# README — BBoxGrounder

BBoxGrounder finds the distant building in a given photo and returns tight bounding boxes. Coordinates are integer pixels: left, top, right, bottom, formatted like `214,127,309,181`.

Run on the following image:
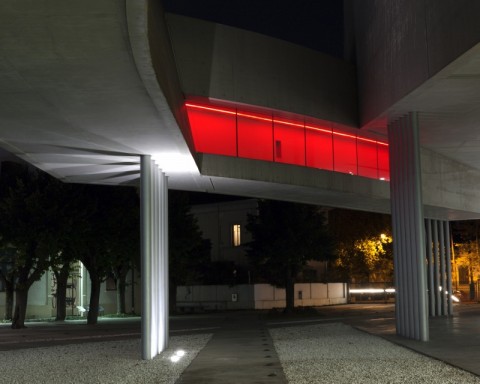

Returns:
191,198,331,283
191,199,257,267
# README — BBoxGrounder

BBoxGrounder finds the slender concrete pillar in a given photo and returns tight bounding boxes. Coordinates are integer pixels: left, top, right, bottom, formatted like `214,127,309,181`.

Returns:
425,219,453,316
433,220,441,315
426,219,435,316
141,155,169,360
445,221,454,315
388,112,429,341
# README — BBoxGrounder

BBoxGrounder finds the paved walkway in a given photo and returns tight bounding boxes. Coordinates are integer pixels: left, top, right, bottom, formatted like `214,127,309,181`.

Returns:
175,303,480,382
362,304,480,376
304,303,480,377
176,312,286,384
1,304,480,382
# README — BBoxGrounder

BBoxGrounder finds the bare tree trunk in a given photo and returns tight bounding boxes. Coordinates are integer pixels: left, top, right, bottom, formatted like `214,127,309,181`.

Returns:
116,274,127,314
55,266,70,321
11,289,28,329
285,274,295,314
87,275,101,325
4,278,14,321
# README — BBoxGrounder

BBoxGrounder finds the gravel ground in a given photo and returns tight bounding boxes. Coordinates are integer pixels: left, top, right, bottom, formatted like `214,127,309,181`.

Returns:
0,333,211,384
270,322,480,384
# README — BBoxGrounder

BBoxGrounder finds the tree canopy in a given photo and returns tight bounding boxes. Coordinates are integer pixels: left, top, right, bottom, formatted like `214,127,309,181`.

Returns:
169,191,211,311
0,161,141,325
0,162,69,327
246,199,332,312
329,209,393,283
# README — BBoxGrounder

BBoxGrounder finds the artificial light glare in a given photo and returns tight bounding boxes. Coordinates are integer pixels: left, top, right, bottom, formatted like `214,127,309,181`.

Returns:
170,349,186,363
350,287,460,302
151,152,199,174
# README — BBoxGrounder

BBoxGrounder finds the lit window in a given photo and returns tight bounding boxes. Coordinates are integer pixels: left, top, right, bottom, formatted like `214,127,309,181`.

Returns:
232,224,241,247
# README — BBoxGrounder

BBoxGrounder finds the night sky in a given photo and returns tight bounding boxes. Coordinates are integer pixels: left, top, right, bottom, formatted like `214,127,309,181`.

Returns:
162,0,344,58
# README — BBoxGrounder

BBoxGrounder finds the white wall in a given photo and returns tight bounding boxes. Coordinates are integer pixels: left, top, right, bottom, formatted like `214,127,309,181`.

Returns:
177,283,347,311
0,272,52,319
0,266,142,320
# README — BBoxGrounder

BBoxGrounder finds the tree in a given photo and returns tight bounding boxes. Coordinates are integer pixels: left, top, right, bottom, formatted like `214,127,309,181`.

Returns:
455,241,480,285
0,162,23,321
51,260,79,321
69,185,139,324
329,209,393,283
0,247,16,320
0,164,61,328
106,187,140,314
246,200,332,313
168,191,211,313
335,233,393,283
452,220,480,299
43,181,88,321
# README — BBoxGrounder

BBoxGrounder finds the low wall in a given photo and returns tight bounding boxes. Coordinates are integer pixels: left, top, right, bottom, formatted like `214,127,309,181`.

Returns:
176,283,347,311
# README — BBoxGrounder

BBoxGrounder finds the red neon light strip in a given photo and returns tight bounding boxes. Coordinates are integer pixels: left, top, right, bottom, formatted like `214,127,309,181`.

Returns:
185,103,236,116
305,125,333,134
237,112,272,123
273,118,305,128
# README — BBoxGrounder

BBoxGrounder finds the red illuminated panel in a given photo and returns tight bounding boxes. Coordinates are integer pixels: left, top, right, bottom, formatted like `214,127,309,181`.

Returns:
333,132,357,175
273,120,305,166
305,125,334,170
378,143,390,180
185,100,390,181
186,104,237,156
357,138,379,179
237,112,273,161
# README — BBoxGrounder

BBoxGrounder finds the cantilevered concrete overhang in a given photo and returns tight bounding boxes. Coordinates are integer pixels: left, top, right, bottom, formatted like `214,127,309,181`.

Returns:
1,0,480,221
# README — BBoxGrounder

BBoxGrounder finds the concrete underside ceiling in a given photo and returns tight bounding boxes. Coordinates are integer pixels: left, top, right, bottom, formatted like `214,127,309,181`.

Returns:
365,43,480,171
1,1,480,219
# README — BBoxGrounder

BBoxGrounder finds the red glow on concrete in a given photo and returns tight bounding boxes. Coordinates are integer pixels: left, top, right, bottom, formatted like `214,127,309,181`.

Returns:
185,101,390,180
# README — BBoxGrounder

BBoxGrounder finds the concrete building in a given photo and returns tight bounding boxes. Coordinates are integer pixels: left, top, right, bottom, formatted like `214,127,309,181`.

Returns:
191,199,257,267
0,263,141,320
2,1,480,358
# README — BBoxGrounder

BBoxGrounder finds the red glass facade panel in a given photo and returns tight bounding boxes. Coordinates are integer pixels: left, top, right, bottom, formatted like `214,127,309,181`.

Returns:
186,105,237,156
305,126,334,170
273,120,305,166
185,101,390,181
357,138,379,179
333,133,357,175
378,143,390,180
237,113,273,161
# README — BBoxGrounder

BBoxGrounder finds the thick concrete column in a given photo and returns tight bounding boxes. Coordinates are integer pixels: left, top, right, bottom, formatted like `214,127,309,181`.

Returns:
388,112,429,341
141,155,169,360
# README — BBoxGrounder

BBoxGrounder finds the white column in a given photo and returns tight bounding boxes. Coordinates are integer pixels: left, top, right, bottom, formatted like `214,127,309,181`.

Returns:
388,112,429,341
425,219,454,317
444,221,454,315
141,155,169,360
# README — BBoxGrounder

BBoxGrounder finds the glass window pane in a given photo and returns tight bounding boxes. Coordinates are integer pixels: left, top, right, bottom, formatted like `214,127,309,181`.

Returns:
378,143,390,181
333,133,357,175
186,105,237,156
237,113,273,161
273,120,305,166
357,139,378,179
306,126,333,170
232,224,241,247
